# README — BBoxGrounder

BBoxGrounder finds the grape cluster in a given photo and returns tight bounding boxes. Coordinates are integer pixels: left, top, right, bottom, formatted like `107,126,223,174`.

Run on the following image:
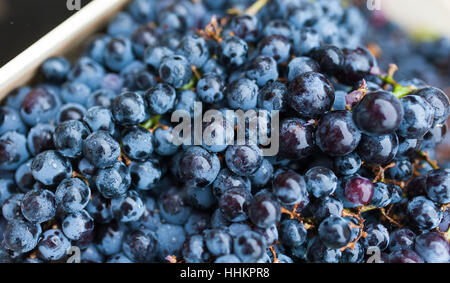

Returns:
0,0,449,263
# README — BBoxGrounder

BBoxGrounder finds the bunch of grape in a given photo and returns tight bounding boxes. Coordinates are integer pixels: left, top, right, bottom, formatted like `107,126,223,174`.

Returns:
0,0,448,263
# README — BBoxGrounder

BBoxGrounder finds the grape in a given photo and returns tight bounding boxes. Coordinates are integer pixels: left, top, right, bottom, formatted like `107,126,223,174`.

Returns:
363,223,390,251
316,111,361,157
414,232,450,263
318,216,352,249
248,191,281,228
407,196,442,231
344,175,374,206
273,170,309,206
122,228,158,262
279,118,315,160
279,219,307,248
305,166,338,198
357,133,399,165
288,72,335,119
234,231,266,263
55,178,91,213
38,229,71,261
352,91,404,136
425,169,450,204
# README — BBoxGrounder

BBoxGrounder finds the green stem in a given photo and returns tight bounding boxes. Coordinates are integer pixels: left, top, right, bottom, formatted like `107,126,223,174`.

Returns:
141,115,161,130
179,76,197,90
244,0,269,15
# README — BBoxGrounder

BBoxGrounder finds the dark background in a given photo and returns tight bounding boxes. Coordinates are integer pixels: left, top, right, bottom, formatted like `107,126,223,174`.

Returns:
0,0,92,67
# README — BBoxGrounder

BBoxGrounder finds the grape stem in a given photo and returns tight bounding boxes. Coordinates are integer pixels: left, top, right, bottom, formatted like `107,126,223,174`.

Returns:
371,162,396,183
269,246,279,263
191,65,202,81
341,208,367,251
72,171,89,185
244,0,269,16
417,151,440,169
378,64,417,98
380,207,402,227
280,206,314,230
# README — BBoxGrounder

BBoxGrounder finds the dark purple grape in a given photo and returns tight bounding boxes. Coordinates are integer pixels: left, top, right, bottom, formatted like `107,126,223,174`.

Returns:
425,169,450,204
288,72,335,119
248,191,281,228
344,176,374,206
318,216,352,249
389,228,416,252
309,45,344,75
414,231,450,263
316,111,361,156
336,47,377,85
388,249,424,263
218,187,250,222
398,95,434,139
352,91,404,136
414,87,449,126
407,196,442,231
279,118,315,160
357,133,399,165
272,170,309,206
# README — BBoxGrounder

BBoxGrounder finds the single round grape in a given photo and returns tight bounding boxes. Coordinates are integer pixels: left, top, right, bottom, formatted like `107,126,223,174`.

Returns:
219,187,250,222
0,131,30,171
370,182,391,208
62,209,94,241
414,87,449,126
305,166,338,198
4,219,41,253
279,219,307,248
352,91,404,136
54,120,91,159
122,228,158,263
158,187,191,225
279,118,315,160
156,224,186,260
204,229,232,257
234,231,266,263
357,133,399,165
425,168,450,204
27,123,55,156
96,221,126,256
316,111,361,157
83,131,121,169
129,159,162,191
121,126,155,161
333,152,362,176
363,223,390,251
398,95,434,139
414,231,450,263
245,55,278,87
225,145,263,177
248,191,281,228
318,216,352,249
272,170,309,206
2,193,24,221
111,190,145,222
55,178,91,213
344,176,374,206
21,188,57,223
389,228,416,252
407,196,442,231
288,72,335,119
177,146,220,187
95,161,131,199
38,229,71,261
